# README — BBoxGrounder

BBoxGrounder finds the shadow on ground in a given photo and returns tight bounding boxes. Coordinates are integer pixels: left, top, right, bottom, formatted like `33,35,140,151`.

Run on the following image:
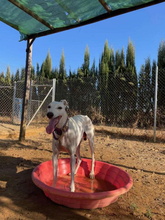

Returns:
0,155,88,220
95,127,165,143
0,155,142,220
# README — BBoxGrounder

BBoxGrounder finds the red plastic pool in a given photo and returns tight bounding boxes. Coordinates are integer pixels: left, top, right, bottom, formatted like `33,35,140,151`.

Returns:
32,158,133,209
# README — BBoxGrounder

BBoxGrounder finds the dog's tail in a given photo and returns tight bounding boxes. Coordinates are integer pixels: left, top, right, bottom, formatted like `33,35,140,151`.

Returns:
83,132,87,141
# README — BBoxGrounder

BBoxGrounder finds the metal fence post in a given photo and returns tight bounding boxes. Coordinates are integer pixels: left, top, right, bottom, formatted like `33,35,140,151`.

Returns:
52,78,56,102
12,81,16,123
153,66,158,142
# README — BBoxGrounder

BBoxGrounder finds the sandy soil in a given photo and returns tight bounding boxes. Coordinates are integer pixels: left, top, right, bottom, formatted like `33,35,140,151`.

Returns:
0,123,165,220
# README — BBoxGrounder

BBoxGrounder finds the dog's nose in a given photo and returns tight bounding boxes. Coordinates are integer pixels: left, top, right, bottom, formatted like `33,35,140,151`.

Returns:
47,112,54,119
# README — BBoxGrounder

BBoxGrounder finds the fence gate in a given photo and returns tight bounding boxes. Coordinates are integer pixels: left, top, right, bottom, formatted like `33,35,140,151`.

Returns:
12,79,56,126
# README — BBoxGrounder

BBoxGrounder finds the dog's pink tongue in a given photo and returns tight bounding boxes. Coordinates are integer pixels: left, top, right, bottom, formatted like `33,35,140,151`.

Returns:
46,118,59,134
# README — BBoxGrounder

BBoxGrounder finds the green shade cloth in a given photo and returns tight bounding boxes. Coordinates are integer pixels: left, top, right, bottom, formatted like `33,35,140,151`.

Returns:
0,0,164,40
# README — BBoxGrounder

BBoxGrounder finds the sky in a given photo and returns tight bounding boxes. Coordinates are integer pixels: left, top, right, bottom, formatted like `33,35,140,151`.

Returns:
0,2,165,76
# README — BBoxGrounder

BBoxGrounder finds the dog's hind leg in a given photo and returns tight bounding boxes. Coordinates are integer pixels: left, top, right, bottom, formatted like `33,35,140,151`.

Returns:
74,144,82,175
88,135,95,179
84,116,95,179
70,153,76,192
52,151,59,187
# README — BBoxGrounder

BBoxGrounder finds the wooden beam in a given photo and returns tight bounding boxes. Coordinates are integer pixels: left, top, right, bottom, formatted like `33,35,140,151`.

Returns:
19,38,34,141
98,0,111,12
8,0,54,30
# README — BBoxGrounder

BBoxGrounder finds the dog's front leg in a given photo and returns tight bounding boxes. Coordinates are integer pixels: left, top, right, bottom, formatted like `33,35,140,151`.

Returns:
52,140,59,187
88,136,95,179
70,153,76,192
52,151,59,187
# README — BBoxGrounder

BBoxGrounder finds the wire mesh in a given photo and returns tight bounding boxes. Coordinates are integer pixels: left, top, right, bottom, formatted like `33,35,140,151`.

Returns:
0,79,53,125
0,68,165,130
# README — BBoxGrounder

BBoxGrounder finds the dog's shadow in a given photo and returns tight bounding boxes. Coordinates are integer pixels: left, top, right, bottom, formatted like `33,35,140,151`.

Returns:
0,155,88,219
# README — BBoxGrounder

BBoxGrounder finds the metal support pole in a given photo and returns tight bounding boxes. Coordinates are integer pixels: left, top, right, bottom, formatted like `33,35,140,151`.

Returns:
12,81,16,123
19,38,35,141
153,66,158,142
52,78,56,102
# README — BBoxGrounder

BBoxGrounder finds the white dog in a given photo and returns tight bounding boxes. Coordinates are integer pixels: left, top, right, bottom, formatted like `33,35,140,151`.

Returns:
46,100,95,192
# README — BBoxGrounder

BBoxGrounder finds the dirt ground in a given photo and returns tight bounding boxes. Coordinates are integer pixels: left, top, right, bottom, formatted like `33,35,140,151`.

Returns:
0,123,165,220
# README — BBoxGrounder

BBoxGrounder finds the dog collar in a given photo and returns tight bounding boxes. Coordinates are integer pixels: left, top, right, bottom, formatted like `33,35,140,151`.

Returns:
53,128,62,140
53,118,69,140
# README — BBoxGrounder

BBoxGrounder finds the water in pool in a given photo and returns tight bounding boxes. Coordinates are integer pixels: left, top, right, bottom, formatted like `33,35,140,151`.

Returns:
47,175,117,193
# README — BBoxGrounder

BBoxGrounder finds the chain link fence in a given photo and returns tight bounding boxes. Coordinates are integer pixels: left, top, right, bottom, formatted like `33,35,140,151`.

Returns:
0,83,13,123
55,68,165,130
0,79,54,125
0,67,164,138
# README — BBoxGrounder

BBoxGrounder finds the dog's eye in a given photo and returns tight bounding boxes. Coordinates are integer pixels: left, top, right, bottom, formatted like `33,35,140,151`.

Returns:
57,106,62,110
48,105,51,109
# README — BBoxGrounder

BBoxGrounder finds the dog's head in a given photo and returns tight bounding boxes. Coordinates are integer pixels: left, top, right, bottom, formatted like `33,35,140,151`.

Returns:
46,100,69,134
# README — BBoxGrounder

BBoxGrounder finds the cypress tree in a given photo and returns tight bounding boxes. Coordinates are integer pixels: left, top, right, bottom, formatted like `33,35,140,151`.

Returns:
44,52,52,79
56,50,67,101
157,41,165,108
151,60,157,109
15,69,20,81
125,40,137,125
20,68,25,80
113,49,126,125
5,66,11,85
99,40,111,119
138,58,152,112
59,50,66,79
81,46,92,113
158,41,165,68
0,72,5,83
81,46,90,77
40,52,52,79
138,58,153,127
31,66,35,80
36,63,40,78
51,68,59,79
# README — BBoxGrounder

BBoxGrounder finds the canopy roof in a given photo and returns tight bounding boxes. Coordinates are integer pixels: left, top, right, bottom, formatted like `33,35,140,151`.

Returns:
0,0,164,40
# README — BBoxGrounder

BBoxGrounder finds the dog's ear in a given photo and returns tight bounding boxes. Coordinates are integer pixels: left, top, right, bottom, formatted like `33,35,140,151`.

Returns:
60,99,69,110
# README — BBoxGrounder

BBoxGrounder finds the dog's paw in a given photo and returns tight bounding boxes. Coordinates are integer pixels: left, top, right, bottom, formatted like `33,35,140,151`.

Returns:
89,172,95,179
52,182,56,188
68,172,77,176
70,184,75,192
